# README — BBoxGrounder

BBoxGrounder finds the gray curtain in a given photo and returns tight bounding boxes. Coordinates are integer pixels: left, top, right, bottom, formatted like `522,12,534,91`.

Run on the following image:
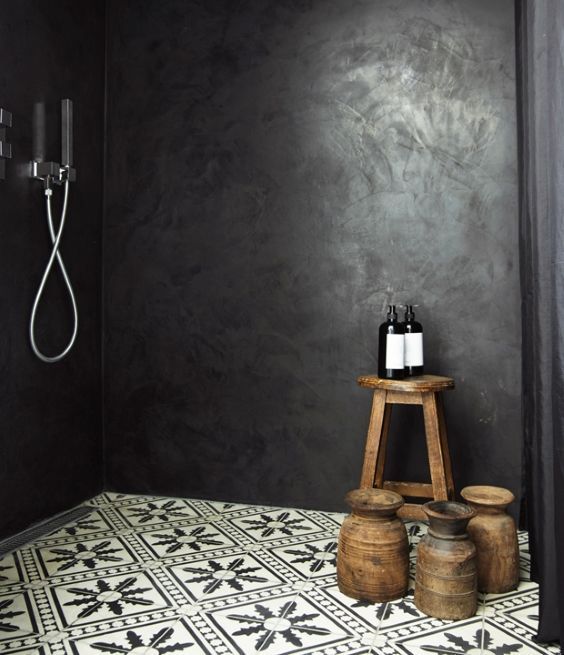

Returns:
518,0,564,647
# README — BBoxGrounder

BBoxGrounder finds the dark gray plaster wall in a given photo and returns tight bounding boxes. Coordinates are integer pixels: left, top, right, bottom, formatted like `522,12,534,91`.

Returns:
105,0,520,513
0,2,104,539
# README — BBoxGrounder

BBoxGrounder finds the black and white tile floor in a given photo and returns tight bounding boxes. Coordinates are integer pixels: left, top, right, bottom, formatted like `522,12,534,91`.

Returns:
0,492,559,654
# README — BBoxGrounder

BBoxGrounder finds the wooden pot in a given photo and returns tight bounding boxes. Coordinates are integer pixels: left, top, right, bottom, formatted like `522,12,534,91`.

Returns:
415,501,477,620
337,488,409,602
461,485,519,594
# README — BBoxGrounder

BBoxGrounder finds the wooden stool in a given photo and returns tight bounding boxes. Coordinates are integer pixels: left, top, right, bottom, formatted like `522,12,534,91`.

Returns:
357,374,455,521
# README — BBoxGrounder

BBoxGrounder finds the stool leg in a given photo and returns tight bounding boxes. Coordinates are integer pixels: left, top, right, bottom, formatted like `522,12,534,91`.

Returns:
422,392,449,502
436,392,455,500
374,403,392,488
360,390,387,488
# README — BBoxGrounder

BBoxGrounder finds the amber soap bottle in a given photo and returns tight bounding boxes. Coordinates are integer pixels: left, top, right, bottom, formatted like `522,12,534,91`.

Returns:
378,305,405,379
403,304,424,376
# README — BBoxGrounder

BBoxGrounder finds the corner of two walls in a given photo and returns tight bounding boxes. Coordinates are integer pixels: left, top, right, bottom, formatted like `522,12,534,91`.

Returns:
103,0,521,516
0,1,105,540
0,0,520,543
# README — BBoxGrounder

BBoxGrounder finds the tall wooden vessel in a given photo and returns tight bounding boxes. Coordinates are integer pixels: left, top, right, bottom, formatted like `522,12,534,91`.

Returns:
337,488,409,602
415,501,477,620
461,485,519,593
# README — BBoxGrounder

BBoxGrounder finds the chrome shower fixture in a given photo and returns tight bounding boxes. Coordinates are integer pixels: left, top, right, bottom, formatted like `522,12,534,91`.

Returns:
31,99,76,187
0,107,12,180
29,98,78,363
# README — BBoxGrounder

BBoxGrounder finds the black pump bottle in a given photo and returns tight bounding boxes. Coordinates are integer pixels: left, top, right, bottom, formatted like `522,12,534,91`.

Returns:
402,305,424,376
378,305,405,379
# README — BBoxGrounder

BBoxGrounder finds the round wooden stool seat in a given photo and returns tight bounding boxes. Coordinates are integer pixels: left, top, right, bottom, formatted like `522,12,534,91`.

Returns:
358,374,455,393
357,374,455,521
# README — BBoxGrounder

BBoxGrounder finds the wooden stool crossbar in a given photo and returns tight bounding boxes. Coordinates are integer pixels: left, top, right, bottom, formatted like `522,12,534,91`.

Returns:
357,374,455,521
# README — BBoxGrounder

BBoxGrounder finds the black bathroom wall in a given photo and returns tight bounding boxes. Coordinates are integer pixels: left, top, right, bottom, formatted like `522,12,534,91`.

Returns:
104,0,521,513
0,2,105,539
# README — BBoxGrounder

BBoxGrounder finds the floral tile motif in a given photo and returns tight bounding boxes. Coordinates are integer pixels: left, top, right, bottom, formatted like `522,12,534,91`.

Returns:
393,617,551,655
405,523,427,553
201,500,268,516
204,593,352,655
166,552,286,602
0,553,27,585
113,499,201,527
48,571,172,627
34,537,138,578
94,492,162,506
67,617,210,654
136,523,236,559
0,592,39,642
37,513,114,543
319,581,390,633
268,538,337,580
376,590,438,632
228,509,325,543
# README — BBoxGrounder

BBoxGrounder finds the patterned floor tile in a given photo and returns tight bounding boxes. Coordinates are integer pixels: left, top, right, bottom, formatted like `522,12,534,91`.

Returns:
405,523,426,553
67,617,210,654
0,494,559,655
267,538,337,580
482,580,539,607
227,509,326,544
0,554,27,585
34,514,115,545
47,570,173,628
135,523,237,559
165,551,287,602
33,537,139,580
496,598,539,632
376,590,442,633
0,591,40,642
201,500,269,516
314,582,383,633
112,499,202,528
391,616,552,654
202,592,354,654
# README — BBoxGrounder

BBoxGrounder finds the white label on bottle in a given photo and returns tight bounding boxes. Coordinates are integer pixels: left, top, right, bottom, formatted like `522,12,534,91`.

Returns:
385,334,405,370
405,333,424,366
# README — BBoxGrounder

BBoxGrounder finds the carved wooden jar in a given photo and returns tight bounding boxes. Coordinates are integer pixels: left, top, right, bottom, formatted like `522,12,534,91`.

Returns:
415,501,477,620
461,485,519,594
337,488,409,602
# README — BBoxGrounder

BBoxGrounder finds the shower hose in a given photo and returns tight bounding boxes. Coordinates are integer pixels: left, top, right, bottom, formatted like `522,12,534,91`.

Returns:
29,177,78,363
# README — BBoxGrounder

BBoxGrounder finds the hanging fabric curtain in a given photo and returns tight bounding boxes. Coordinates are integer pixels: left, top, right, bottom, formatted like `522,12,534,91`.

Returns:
517,0,564,647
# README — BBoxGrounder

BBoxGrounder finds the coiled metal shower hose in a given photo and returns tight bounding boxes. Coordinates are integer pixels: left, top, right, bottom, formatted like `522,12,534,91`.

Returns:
29,178,78,362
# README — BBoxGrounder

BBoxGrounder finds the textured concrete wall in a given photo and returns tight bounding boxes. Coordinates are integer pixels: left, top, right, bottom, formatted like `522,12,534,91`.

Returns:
0,3,104,538
105,0,520,513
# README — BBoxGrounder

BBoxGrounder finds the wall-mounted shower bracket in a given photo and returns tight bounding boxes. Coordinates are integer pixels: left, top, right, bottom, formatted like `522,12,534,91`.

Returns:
31,160,76,187
0,107,13,180
30,99,76,188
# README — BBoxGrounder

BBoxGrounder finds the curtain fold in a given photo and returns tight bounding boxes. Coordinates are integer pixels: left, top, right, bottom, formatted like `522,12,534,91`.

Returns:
517,0,564,647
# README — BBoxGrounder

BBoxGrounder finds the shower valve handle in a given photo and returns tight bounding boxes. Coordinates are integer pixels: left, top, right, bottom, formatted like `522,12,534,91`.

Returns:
0,107,12,180
32,161,76,185
32,161,61,178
